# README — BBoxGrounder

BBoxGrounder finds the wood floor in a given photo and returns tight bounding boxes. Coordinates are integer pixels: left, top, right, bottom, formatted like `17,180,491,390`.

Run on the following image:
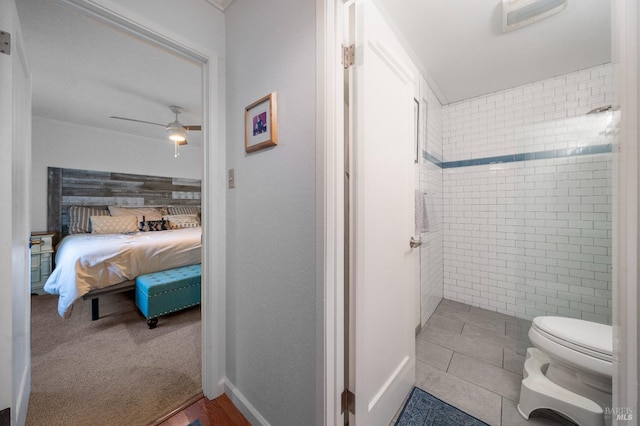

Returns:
151,393,250,426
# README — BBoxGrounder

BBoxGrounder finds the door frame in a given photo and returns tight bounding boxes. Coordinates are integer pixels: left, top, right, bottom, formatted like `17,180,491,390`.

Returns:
320,0,640,424
320,0,418,424
1,1,33,423
317,0,346,424
613,0,639,415
50,0,226,398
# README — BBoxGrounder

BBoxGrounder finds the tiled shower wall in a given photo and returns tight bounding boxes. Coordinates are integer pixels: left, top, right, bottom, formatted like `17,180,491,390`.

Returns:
441,63,614,324
419,76,444,326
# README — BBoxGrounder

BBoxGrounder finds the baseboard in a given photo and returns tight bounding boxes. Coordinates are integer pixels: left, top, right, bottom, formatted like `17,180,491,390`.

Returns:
224,379,271,426
14,366,30,426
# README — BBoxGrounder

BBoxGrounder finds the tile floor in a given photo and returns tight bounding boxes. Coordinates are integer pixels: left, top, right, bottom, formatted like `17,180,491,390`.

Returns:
396,298,576,426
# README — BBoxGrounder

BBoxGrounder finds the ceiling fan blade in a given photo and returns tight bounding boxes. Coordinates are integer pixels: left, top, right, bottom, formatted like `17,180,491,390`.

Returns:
184,125,202,131
110,116,166,127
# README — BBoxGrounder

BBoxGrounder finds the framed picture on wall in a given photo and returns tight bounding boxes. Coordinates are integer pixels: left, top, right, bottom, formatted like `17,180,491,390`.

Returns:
245,92,278,153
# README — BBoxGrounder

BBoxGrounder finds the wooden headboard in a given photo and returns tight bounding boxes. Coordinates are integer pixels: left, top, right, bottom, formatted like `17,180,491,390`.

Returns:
47,167,202,237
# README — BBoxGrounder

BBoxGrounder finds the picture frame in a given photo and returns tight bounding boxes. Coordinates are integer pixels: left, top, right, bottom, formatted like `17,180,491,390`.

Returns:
245,92,278,153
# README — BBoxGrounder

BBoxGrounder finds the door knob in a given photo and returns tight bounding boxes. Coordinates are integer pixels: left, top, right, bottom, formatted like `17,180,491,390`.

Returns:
410,237,422,248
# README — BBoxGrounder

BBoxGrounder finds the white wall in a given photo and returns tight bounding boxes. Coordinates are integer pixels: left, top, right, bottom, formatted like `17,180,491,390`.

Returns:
225,0,317,424
443,64,615,161
94,0,225,57
30,117,203,232
442,64,615,324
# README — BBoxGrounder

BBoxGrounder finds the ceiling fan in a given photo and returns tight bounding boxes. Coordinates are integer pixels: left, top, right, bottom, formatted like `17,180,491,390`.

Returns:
110,105,202,157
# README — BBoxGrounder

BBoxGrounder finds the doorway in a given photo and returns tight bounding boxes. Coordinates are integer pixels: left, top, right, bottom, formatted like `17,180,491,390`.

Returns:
322,0,640,424
17,0,225,421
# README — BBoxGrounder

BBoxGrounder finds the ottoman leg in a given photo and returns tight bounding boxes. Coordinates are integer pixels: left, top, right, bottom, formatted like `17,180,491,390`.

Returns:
147,317,158,329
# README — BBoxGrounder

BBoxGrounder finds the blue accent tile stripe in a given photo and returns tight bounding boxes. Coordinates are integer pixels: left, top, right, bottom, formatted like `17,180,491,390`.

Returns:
423,144,612,169
423,151,443,167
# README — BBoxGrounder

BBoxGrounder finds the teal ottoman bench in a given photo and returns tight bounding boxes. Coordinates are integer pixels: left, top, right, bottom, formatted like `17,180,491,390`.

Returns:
135,264,201,329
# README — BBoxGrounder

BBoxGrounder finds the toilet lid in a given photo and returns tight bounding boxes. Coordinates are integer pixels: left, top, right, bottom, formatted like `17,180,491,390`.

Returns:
533,316,612,357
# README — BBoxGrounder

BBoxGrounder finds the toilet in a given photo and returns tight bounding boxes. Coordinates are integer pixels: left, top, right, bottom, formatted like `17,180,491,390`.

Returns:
517,316,613,426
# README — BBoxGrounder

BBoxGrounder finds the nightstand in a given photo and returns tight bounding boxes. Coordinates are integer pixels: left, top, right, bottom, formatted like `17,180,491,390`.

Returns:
31,231,56,295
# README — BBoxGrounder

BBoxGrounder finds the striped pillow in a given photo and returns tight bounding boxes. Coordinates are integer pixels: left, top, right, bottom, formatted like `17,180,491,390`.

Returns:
108,206,163,222
167,206,200,216
68,206,110,234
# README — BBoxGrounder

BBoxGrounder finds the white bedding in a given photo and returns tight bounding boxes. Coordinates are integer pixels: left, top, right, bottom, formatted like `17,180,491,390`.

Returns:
44,228,202,318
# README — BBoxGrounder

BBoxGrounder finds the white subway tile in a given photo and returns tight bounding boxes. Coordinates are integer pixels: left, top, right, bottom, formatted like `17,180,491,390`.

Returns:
442,64,613,324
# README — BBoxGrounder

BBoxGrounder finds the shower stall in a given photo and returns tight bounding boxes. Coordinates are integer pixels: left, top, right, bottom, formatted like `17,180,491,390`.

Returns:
419,63,616,351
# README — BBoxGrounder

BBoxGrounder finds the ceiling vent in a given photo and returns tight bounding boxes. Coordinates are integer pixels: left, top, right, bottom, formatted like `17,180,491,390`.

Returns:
502,0,568,32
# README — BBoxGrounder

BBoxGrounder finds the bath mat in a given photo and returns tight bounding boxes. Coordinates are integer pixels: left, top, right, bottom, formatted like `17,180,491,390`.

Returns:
396,387,489,425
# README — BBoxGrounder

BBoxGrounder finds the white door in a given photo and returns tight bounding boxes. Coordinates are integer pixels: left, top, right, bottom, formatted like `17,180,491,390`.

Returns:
349,1,418,424
0,0,32,424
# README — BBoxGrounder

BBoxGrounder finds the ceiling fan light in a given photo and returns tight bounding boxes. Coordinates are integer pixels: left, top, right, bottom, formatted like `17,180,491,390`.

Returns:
167,121,187,142
169,132,186,142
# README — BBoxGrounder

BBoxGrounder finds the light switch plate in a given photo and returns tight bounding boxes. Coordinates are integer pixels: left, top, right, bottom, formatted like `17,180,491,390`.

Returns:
228,168,235,188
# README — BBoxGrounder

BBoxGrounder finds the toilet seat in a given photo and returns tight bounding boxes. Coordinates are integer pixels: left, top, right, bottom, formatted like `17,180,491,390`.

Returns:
529,316,612,378
532,317,612,360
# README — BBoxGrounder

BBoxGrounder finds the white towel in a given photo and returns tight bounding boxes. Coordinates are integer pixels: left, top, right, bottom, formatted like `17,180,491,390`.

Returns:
415,190,430,233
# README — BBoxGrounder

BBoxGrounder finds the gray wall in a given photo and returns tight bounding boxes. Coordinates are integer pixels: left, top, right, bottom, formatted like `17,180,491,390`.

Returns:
31,117,203,232
225,0,317,424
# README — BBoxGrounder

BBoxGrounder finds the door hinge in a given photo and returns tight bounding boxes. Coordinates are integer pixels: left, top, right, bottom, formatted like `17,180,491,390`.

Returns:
341,389,355,414
342,44,354,69
0,31,10,56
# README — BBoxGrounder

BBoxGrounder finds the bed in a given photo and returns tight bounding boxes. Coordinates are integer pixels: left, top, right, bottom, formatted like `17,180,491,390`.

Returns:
45,227,202,318
44,167,202,319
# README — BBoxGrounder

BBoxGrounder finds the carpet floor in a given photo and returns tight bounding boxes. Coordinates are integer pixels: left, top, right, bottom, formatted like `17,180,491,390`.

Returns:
396,387,489,425
27,292,201,426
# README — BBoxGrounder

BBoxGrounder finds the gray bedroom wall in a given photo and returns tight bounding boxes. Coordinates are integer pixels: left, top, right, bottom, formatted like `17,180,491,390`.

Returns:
30,117,203,232
225,0,318,423
29,0,225,233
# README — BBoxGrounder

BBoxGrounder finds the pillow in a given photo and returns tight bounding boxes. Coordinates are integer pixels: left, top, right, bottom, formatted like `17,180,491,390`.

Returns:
167,206,200,216
90,215,139,234
68,206,110,234
139,219,170,232
108,206,163,222
162,214,200,229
